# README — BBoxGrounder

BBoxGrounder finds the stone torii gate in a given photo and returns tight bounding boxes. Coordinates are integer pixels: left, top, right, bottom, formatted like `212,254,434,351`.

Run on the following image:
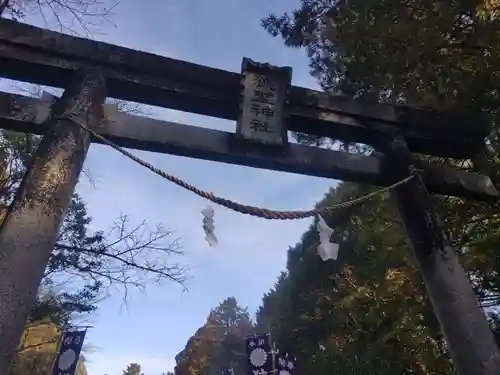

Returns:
0,19,498,375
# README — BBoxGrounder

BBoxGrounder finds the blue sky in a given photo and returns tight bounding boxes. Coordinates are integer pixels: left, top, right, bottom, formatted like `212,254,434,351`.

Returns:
2,1,337,374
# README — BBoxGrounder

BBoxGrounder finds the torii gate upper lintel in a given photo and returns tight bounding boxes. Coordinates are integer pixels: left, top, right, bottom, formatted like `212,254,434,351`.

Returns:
0,19,498,375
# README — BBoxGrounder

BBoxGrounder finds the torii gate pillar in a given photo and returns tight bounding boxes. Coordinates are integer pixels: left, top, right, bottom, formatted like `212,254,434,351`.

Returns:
387,137,500,375
0,69,106,375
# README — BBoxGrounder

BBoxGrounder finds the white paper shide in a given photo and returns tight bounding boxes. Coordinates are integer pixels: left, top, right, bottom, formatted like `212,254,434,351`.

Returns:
316,215,339,261
202,205,218,247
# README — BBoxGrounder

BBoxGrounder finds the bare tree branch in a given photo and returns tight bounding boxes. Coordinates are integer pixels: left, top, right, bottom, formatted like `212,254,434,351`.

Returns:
4,0,120,36
0,83,188,312
51,214,189,293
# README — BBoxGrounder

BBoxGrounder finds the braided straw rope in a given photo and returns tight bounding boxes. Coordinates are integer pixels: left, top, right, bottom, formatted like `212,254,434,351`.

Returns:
64,116,416,220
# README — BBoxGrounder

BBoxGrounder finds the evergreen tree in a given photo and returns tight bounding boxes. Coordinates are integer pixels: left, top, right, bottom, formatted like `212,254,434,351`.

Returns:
258,1,500,373
256,183,452,374
0,103,185,373
9,295,89,375
123,363,143,375
175,298,252,375
0,127,186,315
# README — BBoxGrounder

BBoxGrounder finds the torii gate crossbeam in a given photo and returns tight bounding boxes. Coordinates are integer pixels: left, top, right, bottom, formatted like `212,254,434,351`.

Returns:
0,19,498,375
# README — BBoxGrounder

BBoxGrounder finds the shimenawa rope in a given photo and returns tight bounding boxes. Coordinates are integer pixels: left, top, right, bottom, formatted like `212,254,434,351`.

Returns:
61,115,416,220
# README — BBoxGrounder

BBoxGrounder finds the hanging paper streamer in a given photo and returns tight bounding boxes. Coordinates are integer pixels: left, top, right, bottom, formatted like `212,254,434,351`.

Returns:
316,215,339,261
276,351,296,375
202,205,218,247
51,330,86,375
245,333,273,375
